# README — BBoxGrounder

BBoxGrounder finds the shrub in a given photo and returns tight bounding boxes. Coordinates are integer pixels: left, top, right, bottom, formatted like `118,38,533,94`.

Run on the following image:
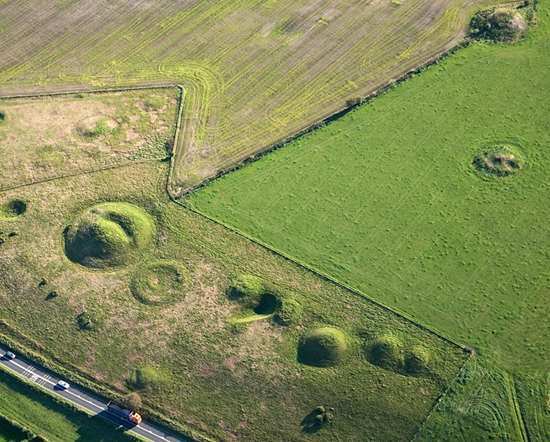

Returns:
0,199,27,220
367,334,404,370
120,392,143,411
298,327,349,367
470,8,527,42
473,145,524,177
0,111,5,122
76,311,94,331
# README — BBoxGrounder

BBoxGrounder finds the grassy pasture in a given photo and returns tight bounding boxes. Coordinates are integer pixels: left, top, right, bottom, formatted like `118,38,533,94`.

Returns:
188,1,550,373
0,159,466,441
0,366,135,441
0,88,177,189
0,0,503,192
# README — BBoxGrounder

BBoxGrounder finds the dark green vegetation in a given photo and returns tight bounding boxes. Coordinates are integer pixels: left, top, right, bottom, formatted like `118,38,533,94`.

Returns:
0,199,27,220
298,327,349,367
471,7,528,42
0,367,135,442
64,202,155,269
0,413,39,442
188,1,550,374
367,334,405,371
227,273,304,325
130,260,191,305
473,144,524,177
0,161,466,441
406,346,432,374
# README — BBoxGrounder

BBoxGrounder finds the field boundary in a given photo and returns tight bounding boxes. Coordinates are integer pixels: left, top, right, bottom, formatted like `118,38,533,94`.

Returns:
0,321,213,442
173,40,469,197
504,373,530,442
182,204,470,353
410,352,475,442
170,1,527,196
0,84,182,193
0,410,43,442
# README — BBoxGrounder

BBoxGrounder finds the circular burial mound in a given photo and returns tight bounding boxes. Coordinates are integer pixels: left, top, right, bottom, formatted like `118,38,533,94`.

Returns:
0,199,27,220
405,345,431,374
64,202,155,269
298,327,349,367
470,8,527,43
473,145,524,177
130,260,191,305
367,334,404,370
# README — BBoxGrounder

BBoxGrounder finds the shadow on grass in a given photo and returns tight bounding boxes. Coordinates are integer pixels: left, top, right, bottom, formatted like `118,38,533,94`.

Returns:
0,370,135,441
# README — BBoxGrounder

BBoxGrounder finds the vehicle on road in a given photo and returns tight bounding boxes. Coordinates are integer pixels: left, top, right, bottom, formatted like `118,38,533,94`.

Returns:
107,401,143,426
3,351,16,360
56,380,70,390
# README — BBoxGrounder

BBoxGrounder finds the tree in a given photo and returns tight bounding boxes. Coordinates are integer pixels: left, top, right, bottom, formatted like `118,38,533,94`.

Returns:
121,392,143,411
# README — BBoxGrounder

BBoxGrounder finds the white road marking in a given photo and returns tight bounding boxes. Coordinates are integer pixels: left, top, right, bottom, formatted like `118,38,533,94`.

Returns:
2,357,176,442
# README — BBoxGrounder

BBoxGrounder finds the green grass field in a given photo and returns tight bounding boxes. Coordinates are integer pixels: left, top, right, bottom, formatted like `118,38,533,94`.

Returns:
0,367,135,441
188,1,550,373
0,0,503,192
0,159,467,441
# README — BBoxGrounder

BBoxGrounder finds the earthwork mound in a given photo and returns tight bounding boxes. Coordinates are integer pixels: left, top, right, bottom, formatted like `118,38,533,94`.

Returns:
470,8,528,43
473,145,524,177
367,334,404,370
130,260,191,305
0,199,27,220
298,327,349,367
64,202,155,269
228,273,303,325
404,345,431,374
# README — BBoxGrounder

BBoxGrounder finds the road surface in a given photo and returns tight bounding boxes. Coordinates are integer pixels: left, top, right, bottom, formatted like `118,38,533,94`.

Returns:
0,343,191,442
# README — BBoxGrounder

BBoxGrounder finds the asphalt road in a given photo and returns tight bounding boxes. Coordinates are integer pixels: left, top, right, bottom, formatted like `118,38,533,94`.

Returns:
0,344,190,442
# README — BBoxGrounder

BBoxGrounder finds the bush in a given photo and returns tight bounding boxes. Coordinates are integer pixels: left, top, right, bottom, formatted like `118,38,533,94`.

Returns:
298,327,349,367
470,8,527,42
0,111,5,122
473,145,524,177
76,312,94,331
120,392,143,411
0,199,27,220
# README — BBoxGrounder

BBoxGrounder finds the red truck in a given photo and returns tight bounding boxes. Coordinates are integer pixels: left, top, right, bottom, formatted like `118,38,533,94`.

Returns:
107,401,142,425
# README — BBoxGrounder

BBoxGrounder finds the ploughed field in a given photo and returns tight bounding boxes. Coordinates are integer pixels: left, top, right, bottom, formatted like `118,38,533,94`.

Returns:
188,1,550,440
0,0,501,192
